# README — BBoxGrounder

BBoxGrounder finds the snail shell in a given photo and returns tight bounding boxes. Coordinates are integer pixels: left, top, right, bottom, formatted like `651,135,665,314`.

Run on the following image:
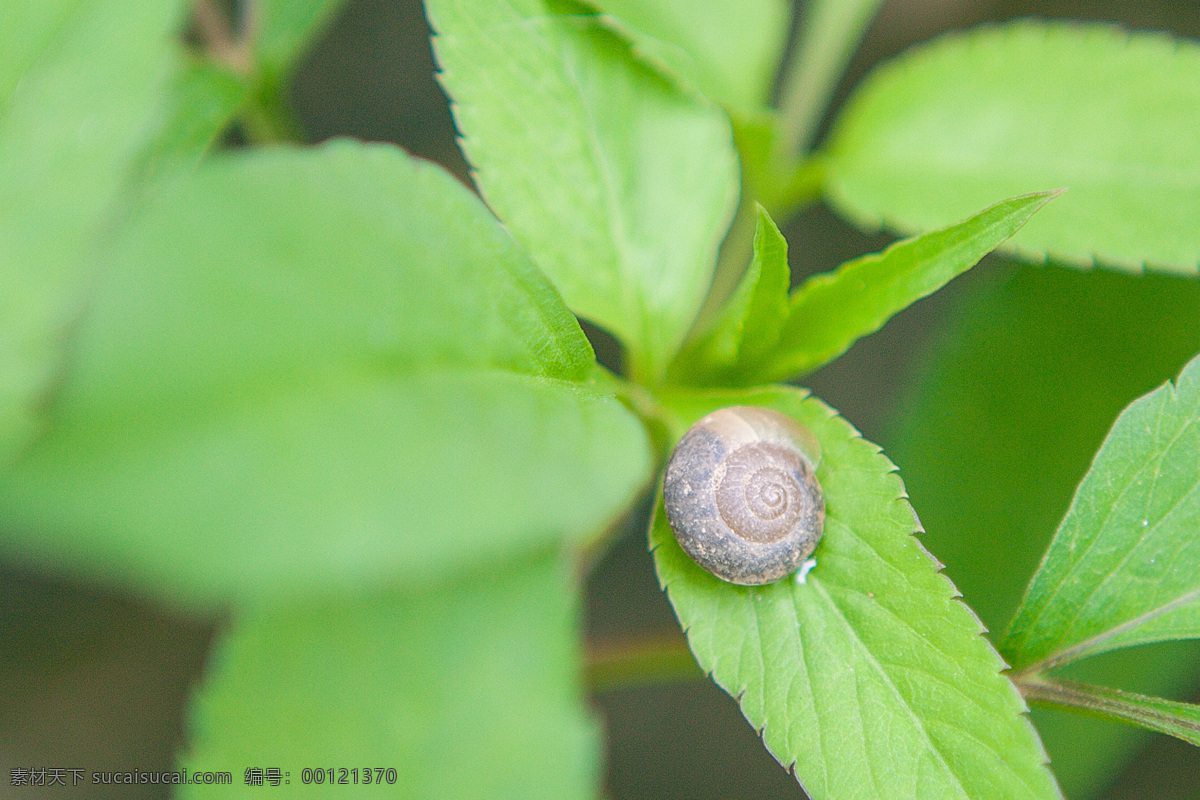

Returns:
663,406,825,585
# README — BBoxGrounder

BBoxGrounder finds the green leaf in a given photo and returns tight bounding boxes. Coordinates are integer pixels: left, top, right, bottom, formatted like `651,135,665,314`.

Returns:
744,191,1055,385
669,205,790,384
650,386,1062,800
180,553,599,799
257,0,347,75
134,60,250,186
1003,354,1200,672
582,0,789,116
883,264,1200,797
1021,677,1200,749
0,142,652,604
0,0,186,466
824,21,1200,276
426,0,739,382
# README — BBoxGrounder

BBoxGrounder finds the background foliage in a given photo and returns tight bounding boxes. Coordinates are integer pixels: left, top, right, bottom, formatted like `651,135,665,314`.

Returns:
2,0,1198,799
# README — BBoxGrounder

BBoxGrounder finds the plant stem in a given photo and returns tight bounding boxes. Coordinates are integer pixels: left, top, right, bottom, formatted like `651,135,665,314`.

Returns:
685,156,823,350
774,0,886,165
685,0,883,350
192,0,306,145
237,0,263,52
243,73,307,143
586,632,704,692
193,0,253,75
690,197,759,338
766,156,825,221
1015,674,1200,747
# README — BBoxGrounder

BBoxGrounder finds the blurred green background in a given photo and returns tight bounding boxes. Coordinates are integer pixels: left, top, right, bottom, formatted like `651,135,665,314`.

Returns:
2,0,1198,797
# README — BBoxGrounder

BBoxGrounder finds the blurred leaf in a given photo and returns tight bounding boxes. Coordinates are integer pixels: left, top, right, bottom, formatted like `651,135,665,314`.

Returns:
426,0,738,382
582,0,789,116
748,191,1055,384
180,553,600,799
651,385,1062,800
135,60,249,185
0,142,652,604
824,22,1200,275
257,0,347,75
0,0,185,466
1021,677,1200,749
884,265,1200,796
1004,354,1200,671
670,205,790,384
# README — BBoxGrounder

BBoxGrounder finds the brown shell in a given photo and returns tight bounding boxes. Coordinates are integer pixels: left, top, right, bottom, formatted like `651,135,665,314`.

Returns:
663,406,825,585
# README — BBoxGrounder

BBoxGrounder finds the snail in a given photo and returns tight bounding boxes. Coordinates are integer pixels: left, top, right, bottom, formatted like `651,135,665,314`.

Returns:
663,406,825,585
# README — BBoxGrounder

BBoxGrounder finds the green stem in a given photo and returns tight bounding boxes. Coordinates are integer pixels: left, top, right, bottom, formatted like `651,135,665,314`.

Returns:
242,71,307,144
1015,674,1200,747
767,156,826,221
774,0,886,165
692,197,760,337
238,0,263,48
683,0,882,353
586,633,704,692
684,155,822,355
192,0,303,145
193,0,253,75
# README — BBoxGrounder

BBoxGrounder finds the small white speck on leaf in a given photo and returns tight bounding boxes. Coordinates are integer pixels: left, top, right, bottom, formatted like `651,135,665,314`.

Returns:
795,558,817,584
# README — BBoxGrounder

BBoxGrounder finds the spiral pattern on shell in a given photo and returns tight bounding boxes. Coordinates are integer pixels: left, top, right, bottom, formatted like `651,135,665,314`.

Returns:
663,406,825,585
